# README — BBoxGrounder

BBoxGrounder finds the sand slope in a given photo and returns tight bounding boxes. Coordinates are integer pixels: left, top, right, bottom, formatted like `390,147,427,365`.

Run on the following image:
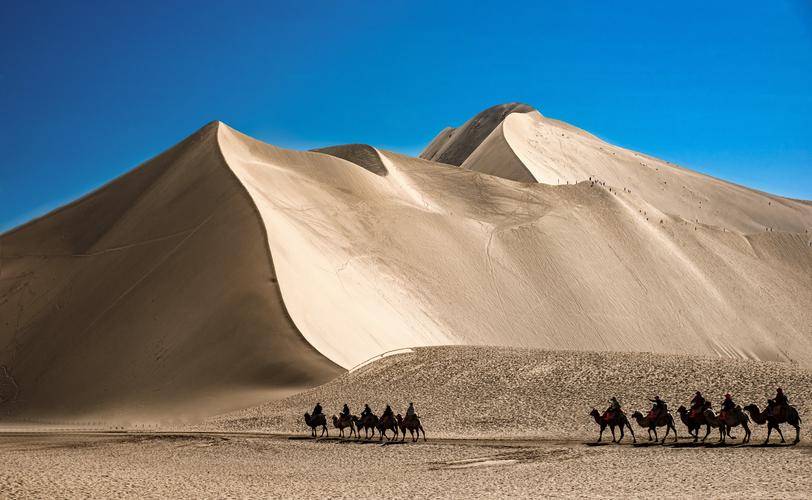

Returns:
1,104,811,420
210,345,812,441
218,121,811,370
0,123,341,420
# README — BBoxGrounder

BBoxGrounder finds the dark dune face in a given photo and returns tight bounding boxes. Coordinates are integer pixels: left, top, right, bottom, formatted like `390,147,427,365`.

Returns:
419,102,535,166
0,123,341,420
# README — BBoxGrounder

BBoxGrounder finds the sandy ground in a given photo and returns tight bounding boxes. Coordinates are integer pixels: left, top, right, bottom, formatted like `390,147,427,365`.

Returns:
1,433,810,499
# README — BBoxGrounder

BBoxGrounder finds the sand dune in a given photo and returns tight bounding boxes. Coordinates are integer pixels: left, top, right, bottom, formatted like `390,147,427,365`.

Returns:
1,103,810,420
209,346,812,441
0,123,341,420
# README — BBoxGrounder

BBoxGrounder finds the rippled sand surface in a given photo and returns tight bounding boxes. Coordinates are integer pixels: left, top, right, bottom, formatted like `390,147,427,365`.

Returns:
1,433,810,499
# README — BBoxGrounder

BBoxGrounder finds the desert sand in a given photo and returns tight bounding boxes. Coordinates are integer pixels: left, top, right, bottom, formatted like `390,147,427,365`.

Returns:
1,103,810,498
2,434,810,499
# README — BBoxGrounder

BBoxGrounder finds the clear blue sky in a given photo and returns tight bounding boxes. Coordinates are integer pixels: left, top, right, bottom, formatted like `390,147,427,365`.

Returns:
2,1,811,231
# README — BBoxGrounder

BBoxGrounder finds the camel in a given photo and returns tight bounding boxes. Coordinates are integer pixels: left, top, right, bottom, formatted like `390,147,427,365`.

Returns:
396,413,426,442
702,407,750,444
332,414,357,438
589,408,636,443
677,404,716,442
354,413,378,439
377,414,399,441
743,404,801,444
304,412,328,438
630,410,678,443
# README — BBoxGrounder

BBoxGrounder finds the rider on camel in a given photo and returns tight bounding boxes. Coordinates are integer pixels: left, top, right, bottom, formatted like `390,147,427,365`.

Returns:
382,404,394,421
648,396,667,418
312,402,323,416
720,393,736,419
360,404,373,418
767,387,789,417
341,403,351,418
605,397,622,420
405,402,417,421
690,391,706,417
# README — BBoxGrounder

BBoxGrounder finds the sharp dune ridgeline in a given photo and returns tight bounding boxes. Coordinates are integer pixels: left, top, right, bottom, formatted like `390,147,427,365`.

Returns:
1,103,811,421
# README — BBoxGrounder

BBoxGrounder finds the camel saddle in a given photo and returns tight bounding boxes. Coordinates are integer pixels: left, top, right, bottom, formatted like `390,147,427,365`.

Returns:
769,404,787,420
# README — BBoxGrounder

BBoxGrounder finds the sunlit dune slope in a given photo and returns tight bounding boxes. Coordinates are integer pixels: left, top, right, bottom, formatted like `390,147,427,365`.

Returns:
220,120,811,370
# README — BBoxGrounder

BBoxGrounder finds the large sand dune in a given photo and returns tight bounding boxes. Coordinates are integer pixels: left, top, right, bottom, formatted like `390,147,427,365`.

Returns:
1,104,810,419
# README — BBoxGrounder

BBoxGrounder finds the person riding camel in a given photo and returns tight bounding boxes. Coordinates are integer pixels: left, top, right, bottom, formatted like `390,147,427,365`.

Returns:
312,402,323,416
690,391,706,417
382,404,394,421
341,403,351,418
604,397,622,421
648,396,667,419
360,404,373,418
720,393,736,420
405,402,417,421
767,387,789,418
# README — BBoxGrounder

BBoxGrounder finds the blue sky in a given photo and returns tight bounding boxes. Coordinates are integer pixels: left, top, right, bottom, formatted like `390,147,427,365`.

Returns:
2,1,811,231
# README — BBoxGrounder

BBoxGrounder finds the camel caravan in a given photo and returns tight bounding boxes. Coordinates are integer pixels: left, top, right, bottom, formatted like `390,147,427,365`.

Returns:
304,402,426,443
591,388,802,445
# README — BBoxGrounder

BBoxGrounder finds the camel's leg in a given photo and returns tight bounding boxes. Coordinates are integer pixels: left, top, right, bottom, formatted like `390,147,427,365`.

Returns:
618,425,625,443
793,423,800,444
776,424,786,443
610,425,617,443
764,424,773,444
597,425,604,443
661,425,668,444
743,422,750,443
671,423,678,442
652,427,658,442
627,423,636,443
701,424,710,442
420,425,426,442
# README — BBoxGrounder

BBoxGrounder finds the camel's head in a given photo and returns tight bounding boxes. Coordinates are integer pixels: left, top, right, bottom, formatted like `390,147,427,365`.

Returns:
331,415,338,423
743,404,758,413
589,408,600,418
677,405,687,414
631,411,643,419
396,413,403,423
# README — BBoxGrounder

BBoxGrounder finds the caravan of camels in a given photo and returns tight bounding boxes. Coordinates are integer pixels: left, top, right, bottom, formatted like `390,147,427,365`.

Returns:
304,388,802,446
591,388,801,445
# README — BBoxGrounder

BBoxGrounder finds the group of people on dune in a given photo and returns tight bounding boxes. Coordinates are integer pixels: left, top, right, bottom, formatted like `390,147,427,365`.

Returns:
593,387,801,445
304,401,425,442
